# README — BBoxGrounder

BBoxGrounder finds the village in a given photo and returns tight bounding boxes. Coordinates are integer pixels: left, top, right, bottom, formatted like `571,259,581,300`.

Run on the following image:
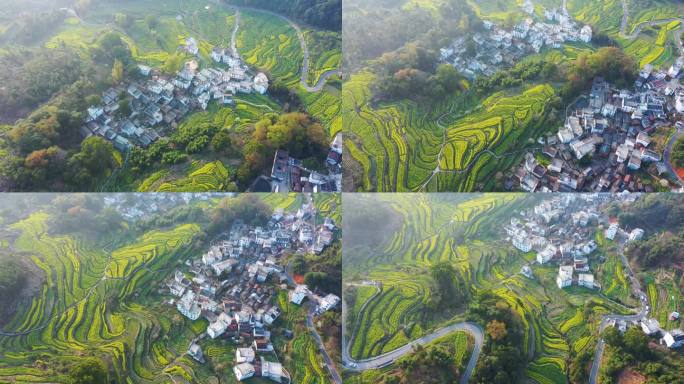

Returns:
512,61,684,192
165,197,340,382
506,193,683,351
264,133,344,193
440,0,592,79
81,37,269,152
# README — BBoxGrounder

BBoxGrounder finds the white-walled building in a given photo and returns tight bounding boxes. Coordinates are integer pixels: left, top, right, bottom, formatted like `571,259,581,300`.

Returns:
605,223,619,240
628,228,644,242
236,347,256,364
537,244,557,264
234,363,255,381
577,273,595,289
557,265,574,289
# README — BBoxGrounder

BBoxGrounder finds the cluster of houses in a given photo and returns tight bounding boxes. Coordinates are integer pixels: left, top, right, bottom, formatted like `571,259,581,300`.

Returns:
639,315,684,349
440,0,591,79
266,133,344,193
507,194,611,289
102,192,225,220
165,199,339,382
513,69,684,192
81,38,269,152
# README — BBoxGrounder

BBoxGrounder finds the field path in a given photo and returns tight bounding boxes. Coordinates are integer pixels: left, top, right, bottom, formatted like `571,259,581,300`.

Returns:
342,282,483,384
230,8,241,59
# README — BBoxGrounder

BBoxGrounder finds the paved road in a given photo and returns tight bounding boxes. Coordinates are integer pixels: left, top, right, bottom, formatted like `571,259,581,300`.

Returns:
343,321,483,384
619,0,684,56
342,283,483,384
588,243,649,384
230,8,241,59
225,4,340,92
306,310,343,384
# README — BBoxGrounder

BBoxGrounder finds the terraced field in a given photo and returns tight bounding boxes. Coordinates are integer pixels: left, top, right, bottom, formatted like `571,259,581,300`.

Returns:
644,270,684,331
0,194,338,383
0,213,204,383
5,0,340,192
344,72,556,191
140,161,232,193
344,194,521,359
344,194,639,383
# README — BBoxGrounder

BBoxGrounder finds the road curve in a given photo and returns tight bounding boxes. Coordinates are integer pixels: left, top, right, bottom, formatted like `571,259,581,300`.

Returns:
619,0,684,56
588,245,649,384
224,4,340,92
306,310,343,384
342,283,483,384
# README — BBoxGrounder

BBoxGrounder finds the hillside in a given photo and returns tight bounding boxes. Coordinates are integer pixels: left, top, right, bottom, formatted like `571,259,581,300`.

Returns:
342,0,684,192
0,193,341,384
0,0,341,192
342,193,684,384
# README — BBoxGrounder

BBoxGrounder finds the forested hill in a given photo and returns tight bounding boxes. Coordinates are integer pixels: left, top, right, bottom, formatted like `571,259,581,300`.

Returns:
620,194,684,269
224,0,341,31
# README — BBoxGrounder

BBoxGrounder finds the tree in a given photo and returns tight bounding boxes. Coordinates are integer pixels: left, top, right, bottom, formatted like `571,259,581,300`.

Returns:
69,359,107,384
145,15,159,31
291,255,307,275
486,320,508,341
114,13,133,28
623,327,650,360
602,326,623,348
211,130,232,152
304,272,329,291
112,59,124,85
427,261,467,309
117,98,132,117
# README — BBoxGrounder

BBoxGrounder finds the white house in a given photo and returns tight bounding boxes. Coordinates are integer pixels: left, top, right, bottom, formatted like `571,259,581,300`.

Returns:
234,363,255,381
212,259,238,275
662,329,684,348
319,293,341,312
177,291,201,320
537,244,557,264
261,358,289,383
577,273,595,289
605,223,619,240
579,25,592,42
207,319,228,339
628,228,644,242
557,265,574,289
641,318,661,336
512,233,532,253
264,306,282,325
254,72,269,95
235,347,256,364
289,285,309,305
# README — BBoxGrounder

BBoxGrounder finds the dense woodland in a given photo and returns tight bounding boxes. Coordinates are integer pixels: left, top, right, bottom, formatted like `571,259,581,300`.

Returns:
226,0,341,31
620,194,684,268
467,291,526,384
599,326,684,384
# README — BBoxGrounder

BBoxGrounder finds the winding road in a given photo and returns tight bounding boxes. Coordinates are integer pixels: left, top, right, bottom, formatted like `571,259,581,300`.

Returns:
588,242,650,384
224,4,340,92
619,0,684,50
341,282,483,384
